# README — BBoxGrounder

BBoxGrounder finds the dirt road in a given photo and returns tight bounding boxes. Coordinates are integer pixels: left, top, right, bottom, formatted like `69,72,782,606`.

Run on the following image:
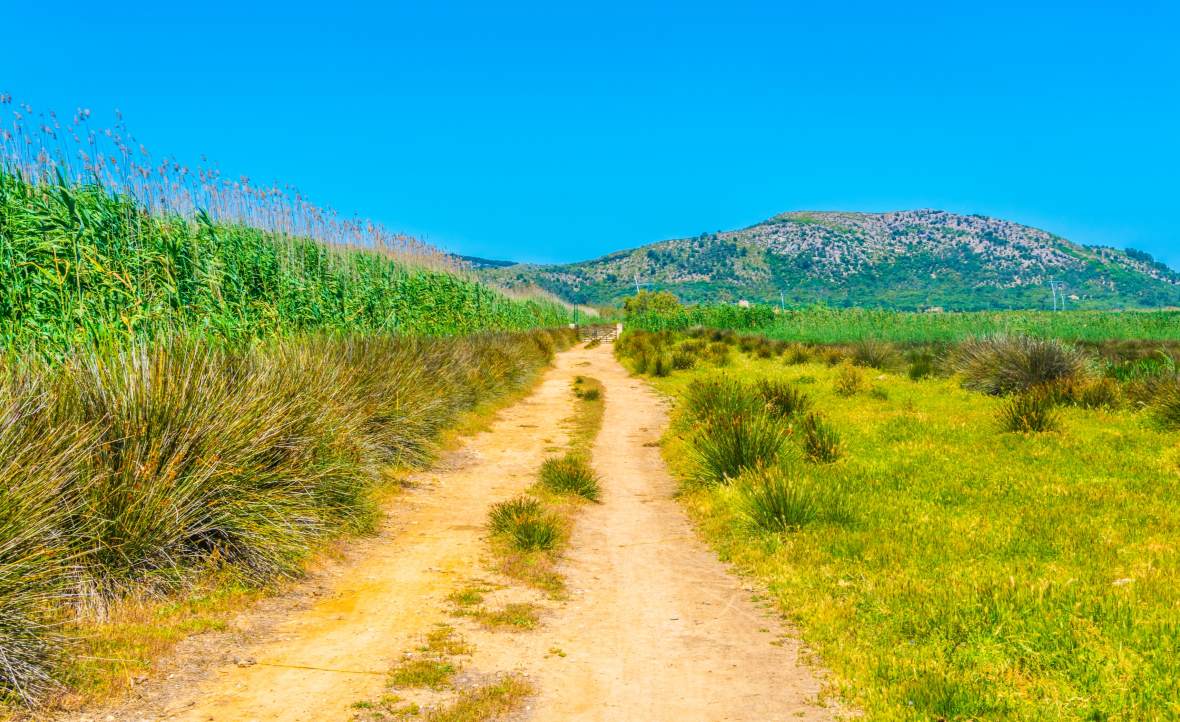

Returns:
68,344,831,721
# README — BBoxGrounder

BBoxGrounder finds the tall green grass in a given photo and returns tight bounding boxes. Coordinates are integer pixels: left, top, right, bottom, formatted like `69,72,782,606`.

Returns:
0,169,571,355
627,304,1180,344
0,327,574,705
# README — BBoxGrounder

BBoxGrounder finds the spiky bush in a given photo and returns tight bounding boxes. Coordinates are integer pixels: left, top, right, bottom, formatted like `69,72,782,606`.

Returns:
956,336,1086,395
755,378,813,419
683,376,759,423
784,344,811,365
834,363,865,396
799,413,843,463
736,467,818,532
487,496,560,551
852,340,896,369
691,411,790,485
999,391,1060,433
0,328,571,704
538,454,600,501
1149,381,1180,430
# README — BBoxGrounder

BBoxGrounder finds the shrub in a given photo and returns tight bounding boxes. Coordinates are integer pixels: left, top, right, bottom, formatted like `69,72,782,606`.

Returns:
799,413,843,463
852,340,896,369
538,454,600,501
692,411,789,485
705,342,732,366
956,336,1086,395
755,378,813,419
671,350,697,370
684,376,759,423
736,467,817,532
784,344,811,365
578,387,601,401
834,363,865,396
1150,381,1180,430
906,349,938,380
999,391,1060,433
487,497,560,551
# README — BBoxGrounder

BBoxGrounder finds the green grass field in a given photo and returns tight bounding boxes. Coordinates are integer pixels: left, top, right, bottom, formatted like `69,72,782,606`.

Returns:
624,332,1180,719
627,305,1180,344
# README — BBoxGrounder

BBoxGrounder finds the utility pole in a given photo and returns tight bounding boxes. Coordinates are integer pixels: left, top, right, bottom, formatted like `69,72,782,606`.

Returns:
779,290,786,312
1050,280,1058,311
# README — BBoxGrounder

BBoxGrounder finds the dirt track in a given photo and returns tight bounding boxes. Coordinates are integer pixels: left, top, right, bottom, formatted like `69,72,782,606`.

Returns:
68,344,831,721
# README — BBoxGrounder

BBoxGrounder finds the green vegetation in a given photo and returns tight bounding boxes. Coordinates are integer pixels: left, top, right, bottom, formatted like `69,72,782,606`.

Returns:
538,454,601,501
622,328,1180,720
484,210,1180,311
487,497,562,552
0,328,573,705
627,303,1180,344
0,168,570,356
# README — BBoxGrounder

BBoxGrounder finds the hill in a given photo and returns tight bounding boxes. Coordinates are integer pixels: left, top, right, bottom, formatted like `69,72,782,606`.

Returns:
483,210,1180,310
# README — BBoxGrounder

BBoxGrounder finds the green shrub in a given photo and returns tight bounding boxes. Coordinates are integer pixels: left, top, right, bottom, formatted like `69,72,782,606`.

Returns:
487,497,560,551
754,378,813,419
906,349,938,380
538,454,600,501
671,351,697,370
999,391,1061,433
852,340,896,369
834,363,865,396
956,336,1086,395
736,467,817,532
1149,381,1180,430
684,376,759,423
799,413,843,463
784,344,812,365
692,411,789,485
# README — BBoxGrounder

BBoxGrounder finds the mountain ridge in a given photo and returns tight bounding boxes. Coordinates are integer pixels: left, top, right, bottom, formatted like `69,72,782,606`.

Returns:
481,209,1180,311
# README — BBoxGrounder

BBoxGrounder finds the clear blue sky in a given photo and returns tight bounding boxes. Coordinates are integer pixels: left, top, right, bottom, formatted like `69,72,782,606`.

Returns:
5,1,1178,266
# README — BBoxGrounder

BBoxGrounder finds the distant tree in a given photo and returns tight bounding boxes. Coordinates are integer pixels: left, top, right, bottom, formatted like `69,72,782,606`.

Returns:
622,290,682,317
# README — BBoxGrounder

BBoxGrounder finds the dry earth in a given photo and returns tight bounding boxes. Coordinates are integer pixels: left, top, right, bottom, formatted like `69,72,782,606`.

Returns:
64,344,833,722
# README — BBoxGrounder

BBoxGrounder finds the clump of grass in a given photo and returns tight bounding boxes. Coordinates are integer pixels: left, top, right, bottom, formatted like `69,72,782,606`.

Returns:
999,391,1060,433
671,349,698,370
683,376,759,422
754,378,813,418
906,349,939,380
1149,382,1180,430
538,454,600,501
474,602,540,631
487,497,561,551
420,625,473,656
388,658,457,690
576,387,600,401
736,467,818,532
834,363,865,396
691,411,790,485
799,413,843,463
784,344,812,365
852,340,896,369
956,335,1086,395
422,675,534,722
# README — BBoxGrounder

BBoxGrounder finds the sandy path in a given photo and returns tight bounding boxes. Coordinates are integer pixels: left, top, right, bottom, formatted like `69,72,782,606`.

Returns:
469,346,833,721
67,349,586,722
66,344,833,721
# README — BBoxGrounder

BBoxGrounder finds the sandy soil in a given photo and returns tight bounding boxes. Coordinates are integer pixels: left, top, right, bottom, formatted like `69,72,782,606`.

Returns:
64,344,833,722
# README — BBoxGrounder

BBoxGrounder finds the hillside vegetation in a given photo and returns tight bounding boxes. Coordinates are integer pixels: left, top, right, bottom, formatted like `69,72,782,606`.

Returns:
485,209,1180,310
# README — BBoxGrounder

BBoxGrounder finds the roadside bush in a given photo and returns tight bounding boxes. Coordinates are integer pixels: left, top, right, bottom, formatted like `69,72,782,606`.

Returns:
539,454,600,501
906,349,938,380
834,363,865,396
799,413,843,463
671,350,697,370
736,467,817,532
755,378,813,419
999,391,1060,433
705,342,732,366
692,411,789,485
956,336,1086,395
0,328,568,704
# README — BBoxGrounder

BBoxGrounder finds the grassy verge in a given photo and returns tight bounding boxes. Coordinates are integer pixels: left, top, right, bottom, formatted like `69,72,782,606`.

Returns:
0,328,575,710
624,331,1180,720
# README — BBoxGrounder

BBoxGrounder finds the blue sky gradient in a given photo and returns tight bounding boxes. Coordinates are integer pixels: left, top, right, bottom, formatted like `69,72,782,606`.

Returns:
5,1,1178,266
